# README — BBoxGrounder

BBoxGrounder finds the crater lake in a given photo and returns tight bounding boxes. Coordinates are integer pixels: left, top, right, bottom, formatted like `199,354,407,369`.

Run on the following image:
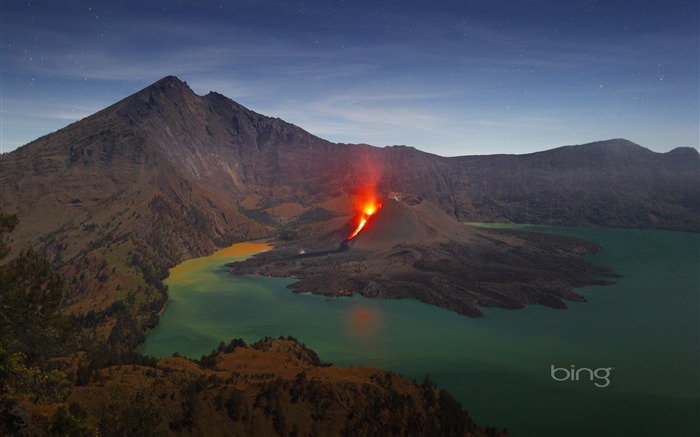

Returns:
142,226,699,437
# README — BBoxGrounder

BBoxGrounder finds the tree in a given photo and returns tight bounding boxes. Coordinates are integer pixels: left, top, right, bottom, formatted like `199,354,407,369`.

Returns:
0,213,70,360
48,404,97,437
98,387,165,437
0,214,18,259
0,213,79,435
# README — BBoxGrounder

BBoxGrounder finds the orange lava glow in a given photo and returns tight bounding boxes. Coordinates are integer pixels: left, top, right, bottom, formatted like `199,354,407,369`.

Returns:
348,305,380,335
347,199,381,240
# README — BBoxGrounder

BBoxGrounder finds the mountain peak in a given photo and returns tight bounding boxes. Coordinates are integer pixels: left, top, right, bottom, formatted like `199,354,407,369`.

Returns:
589,138,644,150
151,75,190,89
135,75,194,100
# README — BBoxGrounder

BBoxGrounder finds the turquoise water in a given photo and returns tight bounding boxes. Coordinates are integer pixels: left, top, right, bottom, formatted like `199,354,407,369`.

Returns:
142,227,700,436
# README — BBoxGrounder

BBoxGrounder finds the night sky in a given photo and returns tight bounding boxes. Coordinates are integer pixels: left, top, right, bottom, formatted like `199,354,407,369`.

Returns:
1,0,698,156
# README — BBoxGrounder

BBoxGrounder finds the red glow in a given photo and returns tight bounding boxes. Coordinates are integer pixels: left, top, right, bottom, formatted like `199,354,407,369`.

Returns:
347,199,380,240
349,305,379,334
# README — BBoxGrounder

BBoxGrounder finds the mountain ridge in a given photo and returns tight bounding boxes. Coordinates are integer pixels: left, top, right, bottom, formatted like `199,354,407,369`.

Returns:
6,77,697,231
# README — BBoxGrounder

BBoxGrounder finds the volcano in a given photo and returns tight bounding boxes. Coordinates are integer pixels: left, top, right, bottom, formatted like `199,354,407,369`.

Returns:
0,75,697,342
228,195,612,317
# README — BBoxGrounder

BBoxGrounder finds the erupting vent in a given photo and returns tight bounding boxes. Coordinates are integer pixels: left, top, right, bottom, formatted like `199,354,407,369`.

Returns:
347,198,381,240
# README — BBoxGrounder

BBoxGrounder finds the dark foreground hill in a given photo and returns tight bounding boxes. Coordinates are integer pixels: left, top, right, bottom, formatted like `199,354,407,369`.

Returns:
66,338,507,437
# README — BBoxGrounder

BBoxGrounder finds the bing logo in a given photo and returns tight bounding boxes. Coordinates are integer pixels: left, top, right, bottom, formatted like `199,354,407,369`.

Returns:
550,364,613,388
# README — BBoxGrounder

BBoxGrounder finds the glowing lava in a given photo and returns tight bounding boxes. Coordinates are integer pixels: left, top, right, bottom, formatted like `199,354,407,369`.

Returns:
348,200,380,240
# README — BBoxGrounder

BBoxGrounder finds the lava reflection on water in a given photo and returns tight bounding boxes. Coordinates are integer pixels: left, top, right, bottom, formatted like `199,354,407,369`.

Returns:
348,304,381,336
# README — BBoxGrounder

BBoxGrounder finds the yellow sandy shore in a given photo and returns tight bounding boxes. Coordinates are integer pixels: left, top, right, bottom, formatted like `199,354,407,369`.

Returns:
168,242,272,281
210,242,273,258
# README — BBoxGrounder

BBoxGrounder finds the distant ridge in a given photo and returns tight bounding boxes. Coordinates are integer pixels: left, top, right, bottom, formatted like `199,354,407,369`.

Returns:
451,138,699,230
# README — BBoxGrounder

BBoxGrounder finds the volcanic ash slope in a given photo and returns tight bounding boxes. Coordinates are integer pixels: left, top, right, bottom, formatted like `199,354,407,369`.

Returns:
229,196,613,317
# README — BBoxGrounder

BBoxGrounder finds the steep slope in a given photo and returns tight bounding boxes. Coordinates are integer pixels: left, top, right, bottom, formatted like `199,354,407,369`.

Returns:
0,77,274,353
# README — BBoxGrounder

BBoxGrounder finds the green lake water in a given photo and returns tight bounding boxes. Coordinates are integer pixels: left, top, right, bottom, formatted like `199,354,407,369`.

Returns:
142,226,700,436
